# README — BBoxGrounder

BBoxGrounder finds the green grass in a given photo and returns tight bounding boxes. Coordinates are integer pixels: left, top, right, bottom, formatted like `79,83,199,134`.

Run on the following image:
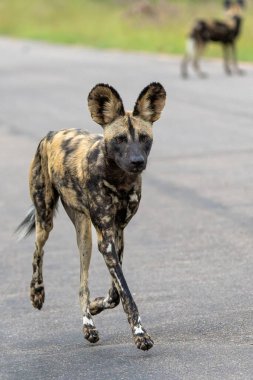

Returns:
0,0,252,61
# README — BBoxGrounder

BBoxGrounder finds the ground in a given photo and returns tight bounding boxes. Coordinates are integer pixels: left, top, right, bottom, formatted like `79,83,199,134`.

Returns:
0,38,253,380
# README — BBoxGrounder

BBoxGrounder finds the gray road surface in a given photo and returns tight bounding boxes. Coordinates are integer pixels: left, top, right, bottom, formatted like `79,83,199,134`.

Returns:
0,38,253,380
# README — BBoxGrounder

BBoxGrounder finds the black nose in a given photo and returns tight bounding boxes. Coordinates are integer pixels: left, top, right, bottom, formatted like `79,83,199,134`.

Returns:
130,156,145,167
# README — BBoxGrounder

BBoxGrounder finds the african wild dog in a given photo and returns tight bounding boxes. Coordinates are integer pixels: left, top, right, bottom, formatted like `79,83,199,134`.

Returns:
17,83,166,351
181,0,245,78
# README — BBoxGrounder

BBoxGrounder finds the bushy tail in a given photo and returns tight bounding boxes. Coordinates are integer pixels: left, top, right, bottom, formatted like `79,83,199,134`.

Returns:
15,206,36,240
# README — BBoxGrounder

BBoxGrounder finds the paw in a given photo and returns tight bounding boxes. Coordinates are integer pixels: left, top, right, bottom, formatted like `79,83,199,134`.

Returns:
181,72,189,79
30,283,45,310
236,68,245,76
89,297,105,315
134,332,154,351
199,72,208,79
83,325,99,343
225,68,232,76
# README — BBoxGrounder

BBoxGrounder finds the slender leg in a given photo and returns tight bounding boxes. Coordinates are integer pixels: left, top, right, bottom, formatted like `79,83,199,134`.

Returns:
89,228,124,316
181,54,190,79
29,153,58,310
76,214,99,343
223,43,232,75
231,42,245,75
181,37,197,79
192,42,208,78
62,203,99,344
30,216,52,309
96,228,153,351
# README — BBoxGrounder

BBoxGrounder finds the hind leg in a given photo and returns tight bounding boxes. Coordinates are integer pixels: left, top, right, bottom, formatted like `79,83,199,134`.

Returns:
90,228,123,316
30,217,53,309
29,147,58,309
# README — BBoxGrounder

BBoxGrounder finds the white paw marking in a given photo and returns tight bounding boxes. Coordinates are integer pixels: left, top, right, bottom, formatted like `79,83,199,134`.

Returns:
83,316,94,326
134,324,144,335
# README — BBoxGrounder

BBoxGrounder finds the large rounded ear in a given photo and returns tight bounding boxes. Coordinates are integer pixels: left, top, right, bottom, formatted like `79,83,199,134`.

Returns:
237,0,245,7
88,84,125,126
224,0,232,9
133,82,166,123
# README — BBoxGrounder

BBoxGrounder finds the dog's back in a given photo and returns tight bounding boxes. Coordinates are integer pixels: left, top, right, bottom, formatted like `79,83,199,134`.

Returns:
29,129,102,213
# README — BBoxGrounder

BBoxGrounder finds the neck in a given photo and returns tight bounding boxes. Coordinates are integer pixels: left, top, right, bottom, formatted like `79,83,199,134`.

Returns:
233,16,242,35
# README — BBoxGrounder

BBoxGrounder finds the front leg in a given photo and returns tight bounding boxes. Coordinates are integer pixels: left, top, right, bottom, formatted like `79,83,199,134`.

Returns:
76,216,99,344
223,43,232,75
98,229,153,351
192,42,208,79
231,42,245,75
90,229,123,316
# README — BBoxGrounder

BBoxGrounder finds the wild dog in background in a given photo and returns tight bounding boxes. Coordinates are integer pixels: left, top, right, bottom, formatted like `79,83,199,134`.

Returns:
181,0,245,78
17,83,166,351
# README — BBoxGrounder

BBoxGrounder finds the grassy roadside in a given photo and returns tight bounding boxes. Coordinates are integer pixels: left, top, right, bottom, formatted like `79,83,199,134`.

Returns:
0,0,252,61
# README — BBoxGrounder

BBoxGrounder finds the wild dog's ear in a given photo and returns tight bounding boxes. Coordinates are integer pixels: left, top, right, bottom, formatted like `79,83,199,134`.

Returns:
133,82,166,123
224,0,232,8
237,0,245,7
88,84,125,126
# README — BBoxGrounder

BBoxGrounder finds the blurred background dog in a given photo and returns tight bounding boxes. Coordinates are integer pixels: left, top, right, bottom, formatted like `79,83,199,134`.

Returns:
181,0,246,78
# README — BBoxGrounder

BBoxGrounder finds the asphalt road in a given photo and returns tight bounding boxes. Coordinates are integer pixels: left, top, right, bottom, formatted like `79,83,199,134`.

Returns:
1,38,253,380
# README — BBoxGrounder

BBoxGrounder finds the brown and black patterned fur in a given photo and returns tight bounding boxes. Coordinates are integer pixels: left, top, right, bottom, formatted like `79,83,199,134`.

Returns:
181,0,245,78
17,83,166,351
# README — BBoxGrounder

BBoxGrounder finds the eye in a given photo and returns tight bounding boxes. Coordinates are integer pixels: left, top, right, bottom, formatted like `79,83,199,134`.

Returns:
114,134,127,144
139,133,150,143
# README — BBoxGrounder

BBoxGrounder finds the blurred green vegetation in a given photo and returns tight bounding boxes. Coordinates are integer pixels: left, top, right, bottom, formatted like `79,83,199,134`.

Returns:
0,0,252,61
